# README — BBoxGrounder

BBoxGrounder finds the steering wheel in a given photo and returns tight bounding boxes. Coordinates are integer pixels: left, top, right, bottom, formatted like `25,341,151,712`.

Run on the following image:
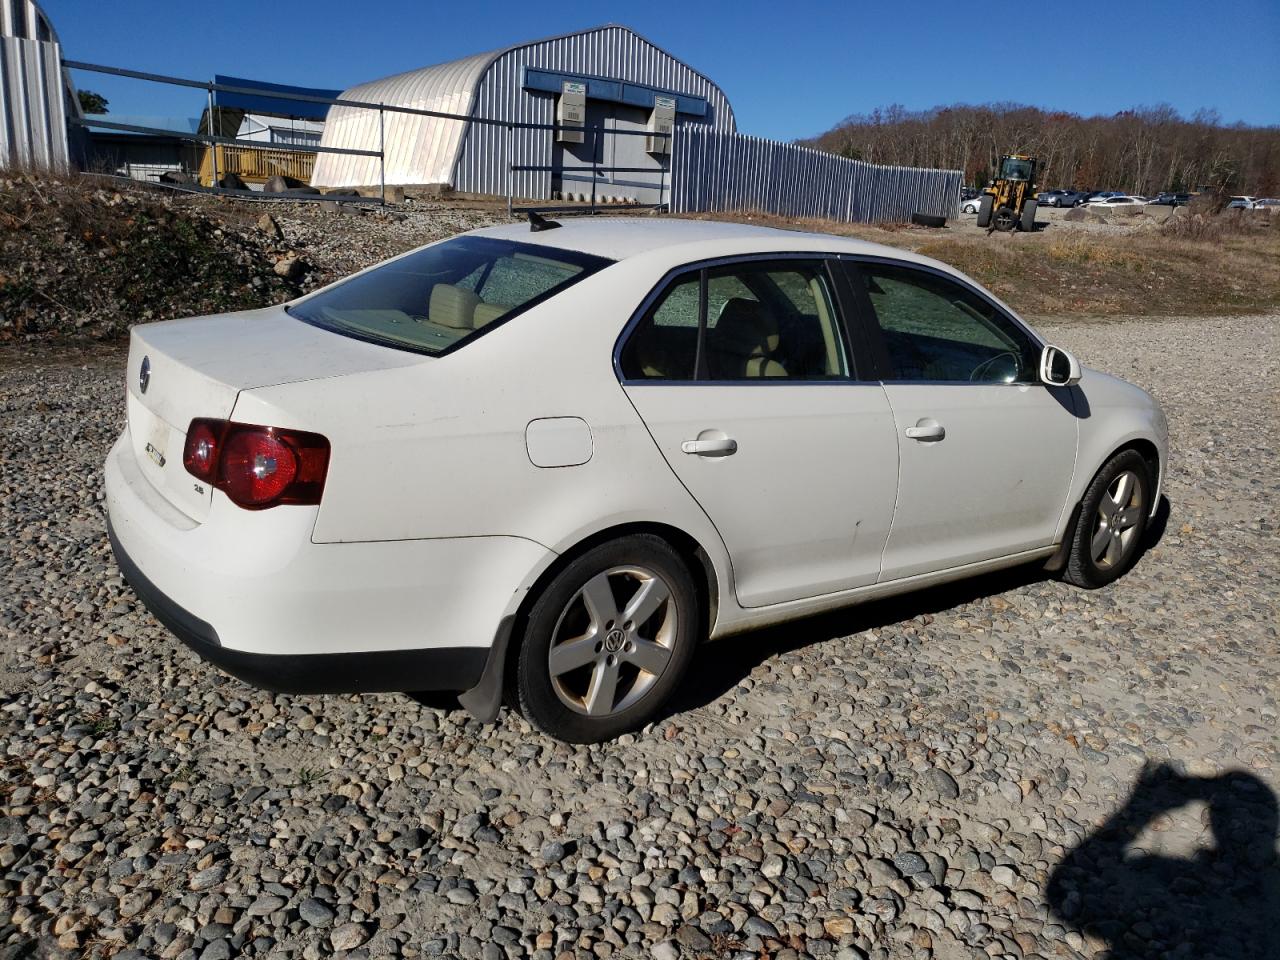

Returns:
969,351,1021,383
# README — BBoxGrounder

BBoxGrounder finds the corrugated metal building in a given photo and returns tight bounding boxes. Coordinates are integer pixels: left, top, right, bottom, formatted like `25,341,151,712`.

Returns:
0,0,75,169
312,24,734,203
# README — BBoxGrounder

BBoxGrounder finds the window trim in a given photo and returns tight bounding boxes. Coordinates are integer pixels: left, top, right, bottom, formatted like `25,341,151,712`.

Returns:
613,252,870,386
838,256,1048,386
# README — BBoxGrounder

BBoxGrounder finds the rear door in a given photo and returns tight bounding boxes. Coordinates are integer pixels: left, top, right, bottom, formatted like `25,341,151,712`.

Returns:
842,259,1078,581
618,256,899,608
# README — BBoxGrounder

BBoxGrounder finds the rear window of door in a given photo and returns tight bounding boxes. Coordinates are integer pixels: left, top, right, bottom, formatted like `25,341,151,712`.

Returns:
619,259,851,382
851,263,1040,384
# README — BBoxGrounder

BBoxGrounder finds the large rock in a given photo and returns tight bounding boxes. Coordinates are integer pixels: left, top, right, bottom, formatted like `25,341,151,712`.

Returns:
262,175,308,193
1063,207,1088,222
216,172,247,191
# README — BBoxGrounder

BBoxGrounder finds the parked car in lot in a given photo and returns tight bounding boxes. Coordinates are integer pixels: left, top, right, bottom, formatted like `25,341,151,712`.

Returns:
1255,198,1280,210
1083,195,1148,207
1149,193,1193,206
105,219,1168,742
1036,189,1089,207
1227,196,1258,209
961,195,984,214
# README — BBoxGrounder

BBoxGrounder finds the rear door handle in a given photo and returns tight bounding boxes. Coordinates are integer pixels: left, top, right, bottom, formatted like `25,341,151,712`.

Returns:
904,420,946,442
681,437,738,456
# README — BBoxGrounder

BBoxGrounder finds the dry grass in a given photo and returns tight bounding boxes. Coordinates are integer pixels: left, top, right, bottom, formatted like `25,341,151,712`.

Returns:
683,208,1280,320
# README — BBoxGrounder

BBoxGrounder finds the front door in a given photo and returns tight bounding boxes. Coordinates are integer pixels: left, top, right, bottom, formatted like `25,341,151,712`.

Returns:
619,257,899,607
844,260,1079,582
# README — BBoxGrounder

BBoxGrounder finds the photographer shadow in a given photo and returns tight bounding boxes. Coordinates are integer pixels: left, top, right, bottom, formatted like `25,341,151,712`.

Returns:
1047,763,1280,960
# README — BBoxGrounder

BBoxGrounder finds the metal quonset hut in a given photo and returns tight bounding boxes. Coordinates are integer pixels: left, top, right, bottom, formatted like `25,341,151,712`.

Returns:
0,0,77,169
311,24,735,204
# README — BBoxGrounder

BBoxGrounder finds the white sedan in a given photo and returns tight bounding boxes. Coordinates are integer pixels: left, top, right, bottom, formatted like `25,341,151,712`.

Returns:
105,219,1167,742
1083,195,1147,207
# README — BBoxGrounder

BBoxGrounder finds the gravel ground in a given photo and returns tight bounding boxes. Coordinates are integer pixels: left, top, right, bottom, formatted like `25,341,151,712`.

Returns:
0,312,1276,960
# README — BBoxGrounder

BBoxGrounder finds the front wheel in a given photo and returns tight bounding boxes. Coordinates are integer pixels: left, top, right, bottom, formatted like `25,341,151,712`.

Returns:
516,535,698,742
976,195,994,227
993,205,1017,231
1063,450,1152,588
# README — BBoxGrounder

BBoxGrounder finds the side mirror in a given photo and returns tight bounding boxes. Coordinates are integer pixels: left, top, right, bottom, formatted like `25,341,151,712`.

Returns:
1040,344,1081,386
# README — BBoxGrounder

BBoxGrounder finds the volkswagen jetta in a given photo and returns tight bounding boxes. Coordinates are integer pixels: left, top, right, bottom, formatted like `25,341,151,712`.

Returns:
105,218,1167,742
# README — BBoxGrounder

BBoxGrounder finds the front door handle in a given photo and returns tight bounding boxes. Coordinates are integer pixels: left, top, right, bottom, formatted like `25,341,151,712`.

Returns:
681,437,738,456
904,420,946,442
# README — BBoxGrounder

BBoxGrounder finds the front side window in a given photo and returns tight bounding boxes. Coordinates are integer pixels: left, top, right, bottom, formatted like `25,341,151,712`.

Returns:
288,237,611,356
858,264,1040,383
620,260,849,381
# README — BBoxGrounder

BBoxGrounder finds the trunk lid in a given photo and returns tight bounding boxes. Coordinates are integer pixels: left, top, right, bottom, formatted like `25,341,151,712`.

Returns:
124,306,426,522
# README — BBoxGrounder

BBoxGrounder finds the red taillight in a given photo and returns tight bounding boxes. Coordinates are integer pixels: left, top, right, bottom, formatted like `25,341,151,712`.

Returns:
182,419,330,510
182,419,220,483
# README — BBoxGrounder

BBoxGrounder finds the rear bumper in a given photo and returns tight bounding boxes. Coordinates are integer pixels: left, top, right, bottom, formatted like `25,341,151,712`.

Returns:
107,521,487,693
104,429,554,693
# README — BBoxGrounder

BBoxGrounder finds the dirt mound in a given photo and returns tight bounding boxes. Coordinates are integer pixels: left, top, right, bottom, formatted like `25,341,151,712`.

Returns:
0,174,302,341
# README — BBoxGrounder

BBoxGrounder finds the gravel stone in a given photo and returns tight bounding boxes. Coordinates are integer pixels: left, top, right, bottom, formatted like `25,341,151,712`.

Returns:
298,898,336,927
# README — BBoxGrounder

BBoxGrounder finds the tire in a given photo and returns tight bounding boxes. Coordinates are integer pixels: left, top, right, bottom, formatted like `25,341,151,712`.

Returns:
911,212,946,228
976,194,994,228
515,535,698,742
1062,450,1153,589
1020,199,1038,232
993,205,1017,231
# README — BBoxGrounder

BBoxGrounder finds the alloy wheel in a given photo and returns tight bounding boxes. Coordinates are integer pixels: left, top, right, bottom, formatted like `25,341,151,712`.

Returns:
1090,469,1145,569
547,565,678,717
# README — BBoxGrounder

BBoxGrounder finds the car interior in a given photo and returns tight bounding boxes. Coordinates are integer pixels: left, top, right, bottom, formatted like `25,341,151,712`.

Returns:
289,238,604,355
623,264,846,381
861,269,1035,383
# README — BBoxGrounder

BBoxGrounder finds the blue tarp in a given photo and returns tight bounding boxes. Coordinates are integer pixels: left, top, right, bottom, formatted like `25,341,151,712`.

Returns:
212,75,342,120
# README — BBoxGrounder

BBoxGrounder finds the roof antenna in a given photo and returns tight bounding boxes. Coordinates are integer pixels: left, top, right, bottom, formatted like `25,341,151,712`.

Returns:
528,210,561,232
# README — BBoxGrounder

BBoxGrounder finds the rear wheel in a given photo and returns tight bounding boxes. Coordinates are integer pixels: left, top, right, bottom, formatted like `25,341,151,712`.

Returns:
993,205,1017,231
516,536,698,742
1063,450,1152,588
976,195,994,227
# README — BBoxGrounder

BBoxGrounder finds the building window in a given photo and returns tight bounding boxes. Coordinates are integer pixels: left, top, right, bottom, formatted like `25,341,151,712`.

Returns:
9,0,28,38
270,128,322,147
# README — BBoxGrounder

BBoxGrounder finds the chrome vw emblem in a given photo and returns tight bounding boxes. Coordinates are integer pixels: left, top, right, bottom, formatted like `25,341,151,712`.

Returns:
603,628,626,652
139,355,151,394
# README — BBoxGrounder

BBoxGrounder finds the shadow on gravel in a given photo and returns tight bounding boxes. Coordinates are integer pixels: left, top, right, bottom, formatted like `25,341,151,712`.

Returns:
663,496,1171,721
1047,762,1280,960
663,559,1050,719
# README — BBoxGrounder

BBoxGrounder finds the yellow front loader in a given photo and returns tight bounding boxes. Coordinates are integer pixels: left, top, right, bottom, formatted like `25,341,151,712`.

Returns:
977,154,1039,232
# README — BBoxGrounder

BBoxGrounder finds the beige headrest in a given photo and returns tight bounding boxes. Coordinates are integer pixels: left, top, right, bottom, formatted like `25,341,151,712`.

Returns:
714,298,780,356
473,302,509,329
429,283,481,330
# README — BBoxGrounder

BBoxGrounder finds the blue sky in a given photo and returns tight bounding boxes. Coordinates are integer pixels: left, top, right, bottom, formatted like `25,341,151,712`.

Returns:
47,0,1280,138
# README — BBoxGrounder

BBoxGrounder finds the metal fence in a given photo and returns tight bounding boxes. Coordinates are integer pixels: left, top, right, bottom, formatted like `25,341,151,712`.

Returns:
671,126,962,223
63,59,671,213
61,59,961,223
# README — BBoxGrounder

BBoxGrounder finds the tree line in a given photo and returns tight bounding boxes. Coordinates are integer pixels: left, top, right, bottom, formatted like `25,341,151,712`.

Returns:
806,103,1279,196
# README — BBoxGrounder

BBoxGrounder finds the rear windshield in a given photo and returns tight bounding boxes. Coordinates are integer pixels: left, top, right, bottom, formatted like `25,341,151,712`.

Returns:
287,236,613,356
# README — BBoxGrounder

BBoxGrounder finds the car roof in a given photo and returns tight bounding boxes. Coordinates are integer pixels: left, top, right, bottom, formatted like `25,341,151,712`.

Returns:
466,216,938,266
